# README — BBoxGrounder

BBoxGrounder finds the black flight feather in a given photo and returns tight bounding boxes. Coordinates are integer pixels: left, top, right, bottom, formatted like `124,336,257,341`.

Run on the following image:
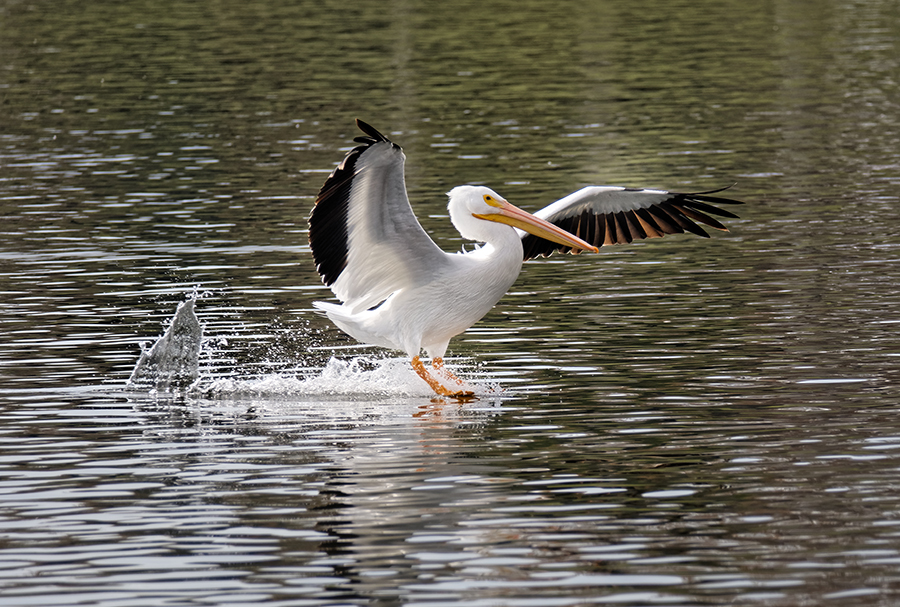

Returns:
308,119,397,286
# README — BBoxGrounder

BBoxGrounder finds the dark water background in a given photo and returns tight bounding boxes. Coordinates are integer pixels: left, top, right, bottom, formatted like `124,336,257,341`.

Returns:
2,0,900,605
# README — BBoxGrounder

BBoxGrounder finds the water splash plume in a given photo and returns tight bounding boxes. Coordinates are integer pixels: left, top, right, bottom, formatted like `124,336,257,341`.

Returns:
128,298,202,391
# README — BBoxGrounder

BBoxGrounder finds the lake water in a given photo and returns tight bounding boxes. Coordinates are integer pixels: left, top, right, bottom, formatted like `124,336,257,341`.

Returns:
2,0,900,605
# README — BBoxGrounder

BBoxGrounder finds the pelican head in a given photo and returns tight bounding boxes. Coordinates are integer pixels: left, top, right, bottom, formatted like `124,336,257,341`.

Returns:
447,185,598,252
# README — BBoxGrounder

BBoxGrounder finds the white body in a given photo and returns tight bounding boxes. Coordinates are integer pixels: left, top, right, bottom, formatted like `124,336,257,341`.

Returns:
316,219,522,359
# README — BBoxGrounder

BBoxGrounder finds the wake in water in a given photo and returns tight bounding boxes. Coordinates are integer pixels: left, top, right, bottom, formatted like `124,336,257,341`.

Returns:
127,296,500,399
206,357,438,398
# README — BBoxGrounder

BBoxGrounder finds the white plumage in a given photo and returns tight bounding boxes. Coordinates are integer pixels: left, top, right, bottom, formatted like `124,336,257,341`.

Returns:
309,120,742,397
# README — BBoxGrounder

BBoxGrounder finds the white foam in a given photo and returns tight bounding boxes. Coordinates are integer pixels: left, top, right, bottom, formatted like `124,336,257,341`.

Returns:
201,356,503,400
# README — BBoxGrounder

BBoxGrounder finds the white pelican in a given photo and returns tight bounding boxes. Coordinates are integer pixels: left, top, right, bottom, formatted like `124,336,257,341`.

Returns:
309,120,742,397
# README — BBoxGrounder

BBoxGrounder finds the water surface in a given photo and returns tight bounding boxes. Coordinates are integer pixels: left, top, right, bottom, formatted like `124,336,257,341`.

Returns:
2,0,900,605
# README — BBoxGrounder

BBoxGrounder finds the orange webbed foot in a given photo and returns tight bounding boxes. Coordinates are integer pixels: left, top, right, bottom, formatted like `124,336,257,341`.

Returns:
411,356,476,399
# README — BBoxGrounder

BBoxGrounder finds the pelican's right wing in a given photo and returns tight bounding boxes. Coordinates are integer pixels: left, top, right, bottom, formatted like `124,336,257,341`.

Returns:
521,186,743,260
309,120,449,313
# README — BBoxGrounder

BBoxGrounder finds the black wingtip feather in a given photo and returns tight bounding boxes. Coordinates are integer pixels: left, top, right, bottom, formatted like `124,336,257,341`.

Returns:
521,186,744,260
354,118,390,144
308,120,397,286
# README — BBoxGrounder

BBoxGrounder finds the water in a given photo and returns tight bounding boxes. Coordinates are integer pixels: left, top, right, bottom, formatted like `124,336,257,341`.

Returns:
2,0,900,605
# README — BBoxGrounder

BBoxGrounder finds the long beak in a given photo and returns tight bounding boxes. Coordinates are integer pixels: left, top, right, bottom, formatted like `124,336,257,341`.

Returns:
474,200,599,253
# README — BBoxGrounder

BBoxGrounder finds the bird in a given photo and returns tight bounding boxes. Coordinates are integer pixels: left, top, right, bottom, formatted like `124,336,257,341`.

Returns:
308,119,742,397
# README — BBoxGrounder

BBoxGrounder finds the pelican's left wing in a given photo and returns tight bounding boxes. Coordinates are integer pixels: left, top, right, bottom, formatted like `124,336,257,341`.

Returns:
520,186,743,260
309,120,450,313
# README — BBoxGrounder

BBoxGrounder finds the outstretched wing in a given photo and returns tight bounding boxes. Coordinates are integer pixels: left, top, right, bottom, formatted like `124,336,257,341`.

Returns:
308,119,449,313
520,186,743,260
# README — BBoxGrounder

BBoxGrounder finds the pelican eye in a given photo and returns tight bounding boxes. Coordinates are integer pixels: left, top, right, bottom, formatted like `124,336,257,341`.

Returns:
483,194,503,208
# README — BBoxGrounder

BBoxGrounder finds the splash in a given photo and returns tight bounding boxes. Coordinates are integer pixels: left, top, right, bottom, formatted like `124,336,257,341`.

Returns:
202,356,503,400
128,298,202,391
204,356,436,398
127,297,502,399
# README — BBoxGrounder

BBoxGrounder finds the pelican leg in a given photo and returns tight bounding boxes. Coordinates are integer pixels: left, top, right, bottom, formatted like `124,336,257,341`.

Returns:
411,356,475,398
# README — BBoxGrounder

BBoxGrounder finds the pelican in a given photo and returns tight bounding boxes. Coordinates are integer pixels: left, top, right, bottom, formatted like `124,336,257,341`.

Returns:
308,120,742,397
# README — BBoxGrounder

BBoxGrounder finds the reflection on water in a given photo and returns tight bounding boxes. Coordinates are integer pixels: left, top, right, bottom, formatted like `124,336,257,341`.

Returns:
2,0,900,605
5,392,900,606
